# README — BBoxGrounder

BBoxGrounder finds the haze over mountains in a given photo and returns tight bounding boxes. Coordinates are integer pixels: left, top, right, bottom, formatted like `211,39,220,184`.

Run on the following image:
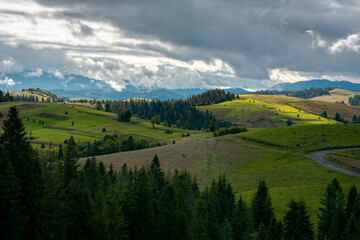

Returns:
1,71,360,100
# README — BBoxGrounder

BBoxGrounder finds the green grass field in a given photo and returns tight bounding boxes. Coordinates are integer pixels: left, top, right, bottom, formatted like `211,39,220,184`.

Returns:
2,100,360,224
325,149,360,173
311,88,360,104
0,102,211,148
240,124,360,153
198,95,337,128
83,135,359,223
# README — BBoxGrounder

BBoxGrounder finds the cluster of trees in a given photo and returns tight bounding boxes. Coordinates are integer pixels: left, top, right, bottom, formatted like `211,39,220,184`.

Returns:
12,88,64,102
1,106,360,239
320,111,350,124
72,89,234,130
213,126,247,137
349,95,360,106
74,134,159,158
256,88,333,99
187,89,236,106
0,90,13,102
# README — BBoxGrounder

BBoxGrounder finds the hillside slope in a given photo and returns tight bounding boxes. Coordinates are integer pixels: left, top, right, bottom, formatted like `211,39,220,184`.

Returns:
81,135,359,220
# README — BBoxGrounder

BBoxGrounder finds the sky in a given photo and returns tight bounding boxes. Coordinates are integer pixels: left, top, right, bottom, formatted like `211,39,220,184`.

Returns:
0,0,360,90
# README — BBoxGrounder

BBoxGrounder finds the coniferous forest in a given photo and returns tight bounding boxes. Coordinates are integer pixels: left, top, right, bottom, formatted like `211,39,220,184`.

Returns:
1,106,360,239
71,89,234,130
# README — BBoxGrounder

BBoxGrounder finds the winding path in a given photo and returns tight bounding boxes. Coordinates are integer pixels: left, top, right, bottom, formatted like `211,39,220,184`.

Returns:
310,148,360,178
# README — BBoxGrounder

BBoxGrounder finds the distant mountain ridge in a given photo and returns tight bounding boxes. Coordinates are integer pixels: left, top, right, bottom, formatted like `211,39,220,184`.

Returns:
270,79,360,91
0,71,248,100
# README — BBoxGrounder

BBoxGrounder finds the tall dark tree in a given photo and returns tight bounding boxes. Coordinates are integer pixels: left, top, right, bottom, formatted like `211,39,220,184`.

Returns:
317,178,346,240
232,197,252,240
60,136,79,191
0,106,44,239
283,199,313,240
346,185,358,218
0,163,27,240
251,180,274,229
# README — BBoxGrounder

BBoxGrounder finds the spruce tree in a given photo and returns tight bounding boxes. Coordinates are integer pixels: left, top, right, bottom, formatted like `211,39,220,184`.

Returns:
251,180,274,229
317,178,346,240
232,197,252,240
346,185,358,218
342,214,360,240
284,199,313,240
255,223,268,240
0,106,44,239
0,163,28,240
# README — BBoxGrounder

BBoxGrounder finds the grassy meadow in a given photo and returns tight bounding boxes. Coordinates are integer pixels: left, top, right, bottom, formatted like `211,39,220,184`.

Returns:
0,101,212,149
81,135,359,222
198,95,337,128
2,97,360,223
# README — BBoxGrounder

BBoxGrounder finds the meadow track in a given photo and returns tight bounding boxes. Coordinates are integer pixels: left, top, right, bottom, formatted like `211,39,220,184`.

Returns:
310,148,360,177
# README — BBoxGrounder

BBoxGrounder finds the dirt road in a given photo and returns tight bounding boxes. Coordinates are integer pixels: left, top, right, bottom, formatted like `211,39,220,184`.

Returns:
310,148,360,177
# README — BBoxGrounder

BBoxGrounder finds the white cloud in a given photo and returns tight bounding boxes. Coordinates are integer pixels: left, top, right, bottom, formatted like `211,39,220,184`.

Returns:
24,68,43,77
0,57,22,73
269,68,360,84
329,33,360,54
0,77,20,86
48,68,64,79
306,30,327,48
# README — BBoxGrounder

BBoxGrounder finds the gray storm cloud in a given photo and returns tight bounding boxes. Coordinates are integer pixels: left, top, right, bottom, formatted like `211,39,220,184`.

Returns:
1,0,360,90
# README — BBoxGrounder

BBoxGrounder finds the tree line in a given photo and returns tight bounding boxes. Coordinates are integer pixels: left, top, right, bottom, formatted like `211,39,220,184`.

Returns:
256,88,333,99
11,88,64,103
1,106,360,239
349,95,360,106
72,89,235,130
72,134,161,158
0,90,13,102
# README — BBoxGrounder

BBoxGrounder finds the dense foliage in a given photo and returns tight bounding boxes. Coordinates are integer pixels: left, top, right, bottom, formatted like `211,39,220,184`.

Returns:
71,89,234,130
349,95,360,106
0,90,13,102
74,134,160,158
1,107,360,239
213,126,247,137
256,87,333,99
187,88,236,106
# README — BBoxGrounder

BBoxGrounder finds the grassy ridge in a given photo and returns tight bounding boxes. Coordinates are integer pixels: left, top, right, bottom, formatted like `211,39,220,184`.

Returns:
198,96,337,128
0,102,211,148
240,124,360,153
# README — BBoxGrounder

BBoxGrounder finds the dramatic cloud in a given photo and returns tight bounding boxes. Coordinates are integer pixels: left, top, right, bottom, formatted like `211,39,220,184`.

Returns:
0,77,19,87
329,33,360,54
0,0,360,90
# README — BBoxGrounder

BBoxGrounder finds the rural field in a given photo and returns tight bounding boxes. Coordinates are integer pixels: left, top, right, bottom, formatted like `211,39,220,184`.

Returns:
0,101,211,149
2,94,360,224
80,133,359,223
199,93,360,128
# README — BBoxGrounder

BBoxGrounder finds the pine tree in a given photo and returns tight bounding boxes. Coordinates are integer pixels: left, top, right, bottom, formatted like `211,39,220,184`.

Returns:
0,106,44,239
284,199,313,240
251,180,274,229
232,197,252,240
342,214,360,240
346,185,358,218
267,218,283,240
317,178,346,240
255,223,268,240
60,136,79,191
0,163,28,240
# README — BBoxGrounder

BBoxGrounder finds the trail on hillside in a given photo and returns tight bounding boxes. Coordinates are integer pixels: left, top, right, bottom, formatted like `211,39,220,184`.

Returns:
310,148,360,178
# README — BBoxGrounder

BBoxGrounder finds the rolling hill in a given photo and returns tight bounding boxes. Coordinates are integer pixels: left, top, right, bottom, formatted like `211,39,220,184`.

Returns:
0,101,211,150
